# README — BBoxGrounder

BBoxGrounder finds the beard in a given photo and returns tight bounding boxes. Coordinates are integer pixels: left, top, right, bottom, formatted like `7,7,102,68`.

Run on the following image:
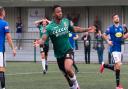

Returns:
114,21,119,24
57,16,62,20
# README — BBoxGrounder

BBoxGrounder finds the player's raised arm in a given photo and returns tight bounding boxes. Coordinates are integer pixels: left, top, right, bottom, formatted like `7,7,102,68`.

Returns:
35,18,51,26
73,26,96,33
34,19,44,26
45,18,51,24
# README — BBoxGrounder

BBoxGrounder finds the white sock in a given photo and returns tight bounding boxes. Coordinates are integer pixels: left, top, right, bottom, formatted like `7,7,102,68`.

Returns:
69,74,79,87
2,88,5,89
102,61,104,65
70,85,74,89
69,74,76,82
42,59,45,71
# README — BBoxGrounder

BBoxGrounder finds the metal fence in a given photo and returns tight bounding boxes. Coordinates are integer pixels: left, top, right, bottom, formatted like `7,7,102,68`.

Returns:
5,39,128,64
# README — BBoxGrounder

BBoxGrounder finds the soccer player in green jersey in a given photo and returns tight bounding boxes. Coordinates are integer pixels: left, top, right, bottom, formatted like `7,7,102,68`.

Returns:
35,18,50,74
34,5,95,89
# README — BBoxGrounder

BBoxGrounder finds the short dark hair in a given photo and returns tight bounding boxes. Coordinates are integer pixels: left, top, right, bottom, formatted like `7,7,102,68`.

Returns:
52,5,61,12
0,6,4,16
112,14,119,18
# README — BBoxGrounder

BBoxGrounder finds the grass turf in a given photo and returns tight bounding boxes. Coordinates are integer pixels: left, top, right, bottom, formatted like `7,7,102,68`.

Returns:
5,62,128,89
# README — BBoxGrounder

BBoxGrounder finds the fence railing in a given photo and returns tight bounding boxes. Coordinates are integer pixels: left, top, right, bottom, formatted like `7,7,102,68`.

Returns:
5,39,128,63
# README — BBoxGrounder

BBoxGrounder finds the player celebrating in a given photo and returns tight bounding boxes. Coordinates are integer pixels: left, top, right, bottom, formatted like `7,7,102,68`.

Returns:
34,5,95,89
100,14,128,89
35,18,50,74
0,7,16,89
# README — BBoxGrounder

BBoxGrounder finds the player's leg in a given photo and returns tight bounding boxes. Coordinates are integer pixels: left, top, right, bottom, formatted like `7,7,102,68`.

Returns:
19,33,22,50
73,62,79,74
65,59,80,89
44,44,49,71
113,52,123,89
41,52,46,74
98,47,103,64
40,45,46,74
100,53,114,73
15,33,19,49
17,33,20,49
84,47,88,64
103,52,115,71
72,51,79,73
100,52,123,89
109,52,121,72
100,48,104,64
45,51,48,71
103,63,115,71
97,47,101,64
57,58,73,88
0,52,6,89
108,52,112,64
87,47,91,64
64,50,80,89
115,63,122,89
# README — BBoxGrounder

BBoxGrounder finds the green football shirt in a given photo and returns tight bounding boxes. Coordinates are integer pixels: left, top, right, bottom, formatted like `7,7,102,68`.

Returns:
45,18,74,58
38,25,49,45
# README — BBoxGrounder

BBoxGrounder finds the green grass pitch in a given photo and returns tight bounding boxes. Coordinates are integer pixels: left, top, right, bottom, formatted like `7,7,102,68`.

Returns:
5,62,128,89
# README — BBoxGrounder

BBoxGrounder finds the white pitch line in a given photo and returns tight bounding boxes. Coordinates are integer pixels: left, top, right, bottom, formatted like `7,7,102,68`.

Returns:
5,71,128,76
6,72,42,76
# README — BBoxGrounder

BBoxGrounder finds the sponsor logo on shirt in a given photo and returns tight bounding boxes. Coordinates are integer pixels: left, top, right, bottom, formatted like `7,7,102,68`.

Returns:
115,32,122,37
52,26,69,37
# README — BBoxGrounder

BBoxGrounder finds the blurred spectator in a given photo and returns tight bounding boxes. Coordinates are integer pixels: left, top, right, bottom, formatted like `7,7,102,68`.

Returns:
67,14,72,21
82,32,91,64
93,30,104,64
94,16,101,32
16,17,23,50
121,24,128,62
123,24,128,34
74,34,79,50
72,14,80,26
72,14,80,50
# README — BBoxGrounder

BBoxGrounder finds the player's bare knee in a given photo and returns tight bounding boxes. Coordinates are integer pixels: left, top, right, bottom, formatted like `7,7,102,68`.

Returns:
115,62,121,70
64,65,73,76
65,65,71,72
65,59,73,71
